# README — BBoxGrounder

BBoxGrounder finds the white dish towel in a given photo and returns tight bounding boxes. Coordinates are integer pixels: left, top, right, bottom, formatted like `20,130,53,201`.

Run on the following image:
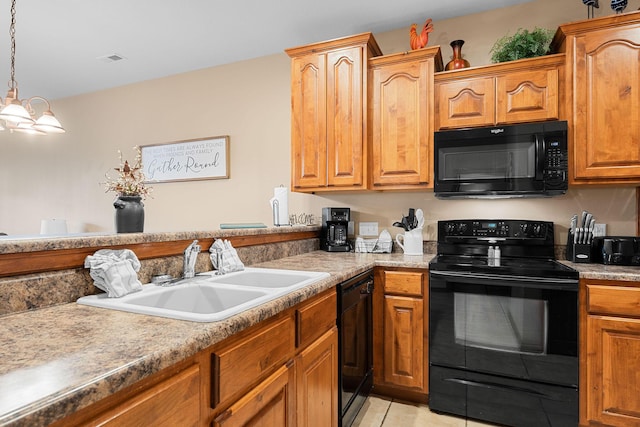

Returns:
209,239,245,274
84,249,143,298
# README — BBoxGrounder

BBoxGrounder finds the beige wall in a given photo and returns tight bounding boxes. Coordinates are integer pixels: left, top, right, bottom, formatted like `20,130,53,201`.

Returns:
1,0,638,242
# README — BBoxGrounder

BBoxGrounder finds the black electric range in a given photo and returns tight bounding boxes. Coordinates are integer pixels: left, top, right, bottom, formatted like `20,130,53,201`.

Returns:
428,219,579,427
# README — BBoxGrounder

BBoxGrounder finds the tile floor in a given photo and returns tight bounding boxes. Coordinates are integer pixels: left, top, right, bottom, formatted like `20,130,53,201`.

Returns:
352,395,500,427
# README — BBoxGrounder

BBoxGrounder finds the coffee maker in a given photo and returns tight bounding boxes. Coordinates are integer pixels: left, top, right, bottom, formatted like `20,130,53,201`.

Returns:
321,207,351,252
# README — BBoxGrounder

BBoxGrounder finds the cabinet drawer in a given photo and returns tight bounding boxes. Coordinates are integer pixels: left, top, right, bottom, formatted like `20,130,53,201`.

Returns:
296,289,337,348
212,314,295,407
383,271,423,297
587,284,640,317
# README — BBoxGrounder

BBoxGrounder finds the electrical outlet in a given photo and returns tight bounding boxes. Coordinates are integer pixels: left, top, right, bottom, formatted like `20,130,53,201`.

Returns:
593,223,607,237
359,222,379,237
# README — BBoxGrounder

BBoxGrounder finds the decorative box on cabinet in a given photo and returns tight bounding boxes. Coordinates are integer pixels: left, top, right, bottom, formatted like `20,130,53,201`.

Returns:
435,53,564,130
553,12,640,184
286,33,382,192
372,268,428,402
582,279,640,427
368,47,443,190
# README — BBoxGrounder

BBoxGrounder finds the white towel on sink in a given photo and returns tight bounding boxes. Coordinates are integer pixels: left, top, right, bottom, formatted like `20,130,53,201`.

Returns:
209,239,244,274
84,249,143,298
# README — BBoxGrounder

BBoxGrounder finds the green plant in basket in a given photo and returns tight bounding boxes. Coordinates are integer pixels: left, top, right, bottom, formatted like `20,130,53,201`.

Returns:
490,27,554,63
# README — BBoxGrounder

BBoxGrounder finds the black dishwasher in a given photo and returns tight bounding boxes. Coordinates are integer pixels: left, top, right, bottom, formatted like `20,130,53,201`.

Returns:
337,270,374,427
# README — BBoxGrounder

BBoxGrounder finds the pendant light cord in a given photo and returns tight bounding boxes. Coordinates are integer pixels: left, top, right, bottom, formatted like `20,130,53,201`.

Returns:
8,0,17,91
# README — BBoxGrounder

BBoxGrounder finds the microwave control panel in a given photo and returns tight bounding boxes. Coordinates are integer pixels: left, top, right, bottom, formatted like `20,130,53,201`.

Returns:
543,138,568,189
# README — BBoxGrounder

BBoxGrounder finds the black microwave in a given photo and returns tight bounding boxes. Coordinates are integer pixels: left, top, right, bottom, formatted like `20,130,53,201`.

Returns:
434,121,568,198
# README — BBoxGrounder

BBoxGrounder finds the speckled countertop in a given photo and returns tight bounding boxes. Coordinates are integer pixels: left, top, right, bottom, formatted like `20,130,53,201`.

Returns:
1,251,639,427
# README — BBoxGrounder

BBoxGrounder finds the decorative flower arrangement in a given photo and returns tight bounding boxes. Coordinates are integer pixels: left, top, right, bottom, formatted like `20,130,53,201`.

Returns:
103,146,152,199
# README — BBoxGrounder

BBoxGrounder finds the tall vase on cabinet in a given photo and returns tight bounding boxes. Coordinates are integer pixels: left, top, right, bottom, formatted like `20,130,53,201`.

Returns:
445,40,470,71
114,195,144,233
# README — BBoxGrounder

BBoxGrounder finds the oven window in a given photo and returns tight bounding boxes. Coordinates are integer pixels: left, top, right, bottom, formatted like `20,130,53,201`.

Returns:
454,292,548,354
438,142,535,181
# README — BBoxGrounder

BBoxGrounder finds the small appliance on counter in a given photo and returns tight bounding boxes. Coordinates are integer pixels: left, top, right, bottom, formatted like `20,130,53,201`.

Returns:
592,236,640,265
321,207,350,252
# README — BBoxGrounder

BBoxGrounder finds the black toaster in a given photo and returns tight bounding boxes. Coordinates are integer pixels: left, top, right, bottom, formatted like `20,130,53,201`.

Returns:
591,236,640,265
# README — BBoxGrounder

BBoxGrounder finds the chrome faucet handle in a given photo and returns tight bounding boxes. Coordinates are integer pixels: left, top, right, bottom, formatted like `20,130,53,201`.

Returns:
182,240,201,279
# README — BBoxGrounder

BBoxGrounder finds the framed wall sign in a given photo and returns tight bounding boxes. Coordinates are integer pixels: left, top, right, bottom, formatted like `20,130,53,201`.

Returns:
141,136,230,183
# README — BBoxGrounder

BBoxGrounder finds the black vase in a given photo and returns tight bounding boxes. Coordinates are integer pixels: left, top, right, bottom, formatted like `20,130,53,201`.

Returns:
114,195,144,233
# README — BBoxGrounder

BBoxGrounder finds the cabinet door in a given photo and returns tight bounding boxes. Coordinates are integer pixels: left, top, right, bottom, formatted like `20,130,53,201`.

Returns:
496,68,559,124
296,327,339,427
213,364,295,427
291,53,327,189
326,46,365,188
370,58,432,188
586,315,640,426
86,364,201,427
436,77,495,129
572,26,640,181
382,295,424,390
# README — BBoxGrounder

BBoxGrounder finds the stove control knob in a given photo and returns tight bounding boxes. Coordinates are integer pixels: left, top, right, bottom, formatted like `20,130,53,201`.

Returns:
445,222,456,234
457,223,468,234
533,223,543,237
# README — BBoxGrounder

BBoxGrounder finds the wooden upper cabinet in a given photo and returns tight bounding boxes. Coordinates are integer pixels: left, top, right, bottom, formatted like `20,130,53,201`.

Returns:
286,33,382,192
436,76,494,128
290,53,327,189
435,54,564,130
369,48,443,190
554,12,640,184
496,68,558,124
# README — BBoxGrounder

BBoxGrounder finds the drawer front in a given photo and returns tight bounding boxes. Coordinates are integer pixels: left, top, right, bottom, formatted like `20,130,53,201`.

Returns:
383,270,423,297
587,284,640,317
296,289,337,348
212,314,295,407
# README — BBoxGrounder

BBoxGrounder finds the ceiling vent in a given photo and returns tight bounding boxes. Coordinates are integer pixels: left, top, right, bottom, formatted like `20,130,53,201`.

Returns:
97,53,127,63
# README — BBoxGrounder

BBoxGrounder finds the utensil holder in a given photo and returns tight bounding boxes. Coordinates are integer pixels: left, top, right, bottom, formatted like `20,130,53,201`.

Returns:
565,231,592,263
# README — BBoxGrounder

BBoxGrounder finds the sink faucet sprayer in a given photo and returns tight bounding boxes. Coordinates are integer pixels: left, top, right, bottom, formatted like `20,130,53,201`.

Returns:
183,240,201,279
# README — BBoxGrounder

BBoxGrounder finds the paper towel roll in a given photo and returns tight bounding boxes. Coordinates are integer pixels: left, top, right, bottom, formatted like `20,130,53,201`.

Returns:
40,219,68,235
269,186,290,226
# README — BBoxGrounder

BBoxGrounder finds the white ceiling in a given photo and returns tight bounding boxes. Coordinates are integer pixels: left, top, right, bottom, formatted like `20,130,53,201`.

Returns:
0,0,532,100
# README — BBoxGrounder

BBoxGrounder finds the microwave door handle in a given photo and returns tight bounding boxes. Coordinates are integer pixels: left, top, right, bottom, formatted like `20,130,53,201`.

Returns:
535,134,545,181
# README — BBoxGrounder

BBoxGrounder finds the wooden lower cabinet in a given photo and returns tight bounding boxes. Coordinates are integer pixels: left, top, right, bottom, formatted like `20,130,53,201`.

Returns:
213,363,296,427
295,327,339,427
211,288,338,427
52,288,337,427
582,279,640,426
373,267,428,401
50,360,203,427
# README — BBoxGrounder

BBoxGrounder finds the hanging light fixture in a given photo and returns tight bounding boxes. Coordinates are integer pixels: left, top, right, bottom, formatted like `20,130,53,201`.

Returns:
0,0,65,134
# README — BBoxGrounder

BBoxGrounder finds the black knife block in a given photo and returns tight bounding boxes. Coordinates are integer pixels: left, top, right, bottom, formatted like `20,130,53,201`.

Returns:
566,231,592,263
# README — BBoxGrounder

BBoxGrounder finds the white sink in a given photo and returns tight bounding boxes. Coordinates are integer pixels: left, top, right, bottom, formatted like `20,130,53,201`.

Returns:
205,269,325,288
77,268,330,322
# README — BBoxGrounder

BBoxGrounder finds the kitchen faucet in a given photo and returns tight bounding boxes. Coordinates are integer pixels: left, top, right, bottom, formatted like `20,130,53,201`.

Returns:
183,240,201,279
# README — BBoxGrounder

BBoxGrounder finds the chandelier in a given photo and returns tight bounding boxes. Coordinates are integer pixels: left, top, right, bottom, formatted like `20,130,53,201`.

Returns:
0,0,65,134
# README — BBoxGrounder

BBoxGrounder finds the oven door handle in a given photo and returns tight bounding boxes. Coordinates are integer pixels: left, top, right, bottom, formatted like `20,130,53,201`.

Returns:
429,270,578,290
444,378,553,398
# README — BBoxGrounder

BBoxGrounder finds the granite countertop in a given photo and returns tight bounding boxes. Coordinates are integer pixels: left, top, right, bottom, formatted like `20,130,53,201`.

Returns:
1,251,639,427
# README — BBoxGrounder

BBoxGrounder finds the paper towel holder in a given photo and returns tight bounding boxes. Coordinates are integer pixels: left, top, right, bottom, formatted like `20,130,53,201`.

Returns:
270,185,291,226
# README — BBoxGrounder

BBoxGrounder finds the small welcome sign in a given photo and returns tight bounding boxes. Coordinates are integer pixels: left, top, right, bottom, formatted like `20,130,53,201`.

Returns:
141,136,229,183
